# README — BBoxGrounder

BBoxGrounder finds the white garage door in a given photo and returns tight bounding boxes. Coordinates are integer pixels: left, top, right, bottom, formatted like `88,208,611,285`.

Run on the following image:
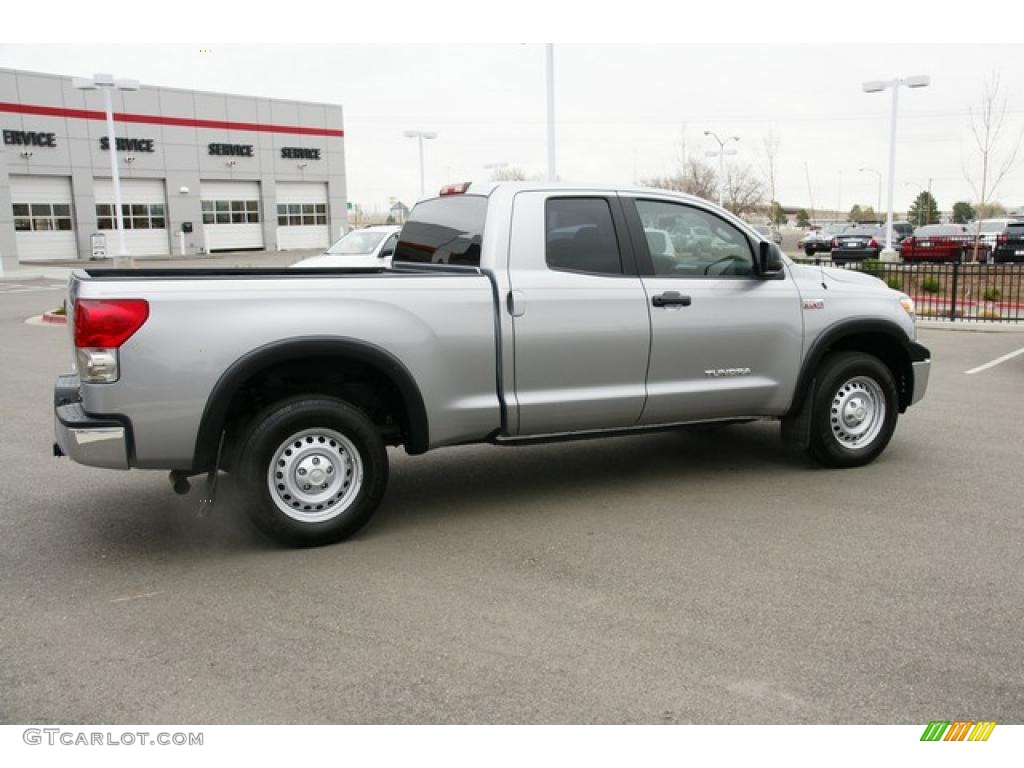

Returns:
11,175,78,262
200,180,264,252
276,182,329,250
94,178,169,257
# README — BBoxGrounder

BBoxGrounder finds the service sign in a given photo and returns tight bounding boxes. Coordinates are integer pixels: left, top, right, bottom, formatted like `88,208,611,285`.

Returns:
3,129,57,147
99,137,156,152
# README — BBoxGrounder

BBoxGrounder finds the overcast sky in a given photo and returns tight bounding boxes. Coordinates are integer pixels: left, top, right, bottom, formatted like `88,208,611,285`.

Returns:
1,43,1022,215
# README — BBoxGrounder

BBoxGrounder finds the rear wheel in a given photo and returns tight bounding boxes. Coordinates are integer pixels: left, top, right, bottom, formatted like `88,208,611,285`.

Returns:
237,396,388,547
806,352,898,468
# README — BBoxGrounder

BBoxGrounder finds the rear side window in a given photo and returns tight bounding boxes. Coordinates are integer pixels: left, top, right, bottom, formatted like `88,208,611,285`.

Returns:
393,196,487,266
545,198,623,275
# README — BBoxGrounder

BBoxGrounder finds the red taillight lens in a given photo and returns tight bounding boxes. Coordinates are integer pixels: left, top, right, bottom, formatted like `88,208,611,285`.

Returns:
74,299,149,348
831,238,839,248
868,238,878,248
997,233,1008,245
439,182,471,196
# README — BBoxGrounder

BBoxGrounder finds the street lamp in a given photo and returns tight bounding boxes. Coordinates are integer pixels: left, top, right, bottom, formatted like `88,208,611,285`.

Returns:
859,167,882,215
545,43,556,182
862,74,931,260
704,131,739,209
403,129,437,198
73,73,139,266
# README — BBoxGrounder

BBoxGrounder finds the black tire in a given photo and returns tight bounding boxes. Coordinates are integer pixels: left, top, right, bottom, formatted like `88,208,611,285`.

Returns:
805,247,815,257
237,396,388,547
806,351,899,468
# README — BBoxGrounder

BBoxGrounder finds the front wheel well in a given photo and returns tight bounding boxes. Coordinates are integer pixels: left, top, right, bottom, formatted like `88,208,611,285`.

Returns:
810,332,913,412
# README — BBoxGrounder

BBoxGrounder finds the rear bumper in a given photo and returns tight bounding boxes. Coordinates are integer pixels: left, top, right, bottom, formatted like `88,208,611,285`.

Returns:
53,375,131,470
831,248,879,261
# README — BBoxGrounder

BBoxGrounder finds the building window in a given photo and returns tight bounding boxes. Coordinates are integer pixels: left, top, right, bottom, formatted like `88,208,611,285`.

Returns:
95,202,167,231
202,199,260,225
277,202,327,227
13,202,73,232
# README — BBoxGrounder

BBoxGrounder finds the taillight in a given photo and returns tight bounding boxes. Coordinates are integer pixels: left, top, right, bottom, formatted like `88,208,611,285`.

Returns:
74,299,149,348
439,182,471,196
868,238,878,248
831,238,839,248
997,233,1008,245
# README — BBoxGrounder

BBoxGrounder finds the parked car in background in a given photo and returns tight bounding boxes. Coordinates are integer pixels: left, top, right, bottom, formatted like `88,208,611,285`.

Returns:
290,225,401,269
830,225,883,263
974,218,1016,255
993,221,1024,263
753,225,783,245
900,224,985,263
799,224,849,256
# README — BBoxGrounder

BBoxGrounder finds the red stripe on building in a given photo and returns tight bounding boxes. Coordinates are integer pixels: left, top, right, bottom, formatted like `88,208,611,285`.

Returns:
0,102,343,138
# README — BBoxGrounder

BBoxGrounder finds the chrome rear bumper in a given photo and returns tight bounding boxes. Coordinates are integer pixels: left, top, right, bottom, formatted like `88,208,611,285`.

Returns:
53,375,130,469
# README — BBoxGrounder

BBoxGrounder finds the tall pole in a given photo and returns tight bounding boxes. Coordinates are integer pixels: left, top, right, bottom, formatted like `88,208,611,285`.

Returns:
884,84,899,252
717,151,725,208
102,86,128,261
545,44,556,182
838,170,843,220
417,134,425,197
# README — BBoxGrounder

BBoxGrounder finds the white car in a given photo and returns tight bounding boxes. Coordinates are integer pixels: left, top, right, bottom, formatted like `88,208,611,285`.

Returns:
291,225,401,269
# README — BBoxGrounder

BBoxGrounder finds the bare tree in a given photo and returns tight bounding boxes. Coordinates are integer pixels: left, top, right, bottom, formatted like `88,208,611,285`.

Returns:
490,166,529,182
761,128,781,211
963,73,1023,259
643,156,718,201
722,164,764,216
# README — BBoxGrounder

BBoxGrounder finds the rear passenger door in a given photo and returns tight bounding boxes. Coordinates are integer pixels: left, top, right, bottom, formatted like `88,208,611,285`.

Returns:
507,192,651,436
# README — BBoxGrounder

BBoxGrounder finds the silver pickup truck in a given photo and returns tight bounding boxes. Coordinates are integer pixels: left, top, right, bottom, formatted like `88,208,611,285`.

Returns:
54,181,930,546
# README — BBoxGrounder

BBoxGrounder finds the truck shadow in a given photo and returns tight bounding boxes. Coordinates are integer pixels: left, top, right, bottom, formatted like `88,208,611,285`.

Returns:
367,422,803,537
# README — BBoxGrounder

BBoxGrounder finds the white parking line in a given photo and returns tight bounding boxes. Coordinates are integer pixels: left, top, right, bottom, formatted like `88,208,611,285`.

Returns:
964,346,1024,375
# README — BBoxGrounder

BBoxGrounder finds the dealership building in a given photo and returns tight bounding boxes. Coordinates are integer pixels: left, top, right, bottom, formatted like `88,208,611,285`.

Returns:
0,67,347,271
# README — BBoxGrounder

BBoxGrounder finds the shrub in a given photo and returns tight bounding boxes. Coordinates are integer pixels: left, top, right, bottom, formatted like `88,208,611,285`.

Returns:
983,286,1002,302
859,259,884,277
921,277,942,294
885,276,902,290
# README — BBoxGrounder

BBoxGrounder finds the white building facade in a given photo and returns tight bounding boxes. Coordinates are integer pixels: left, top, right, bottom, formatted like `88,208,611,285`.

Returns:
0,67,346,271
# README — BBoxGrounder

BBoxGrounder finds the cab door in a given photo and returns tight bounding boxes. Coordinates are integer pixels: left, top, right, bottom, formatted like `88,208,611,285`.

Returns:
622,196,802,424
507,191,651,436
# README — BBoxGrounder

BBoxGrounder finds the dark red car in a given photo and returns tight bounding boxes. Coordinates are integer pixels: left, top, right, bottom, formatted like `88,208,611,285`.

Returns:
901,224,989,263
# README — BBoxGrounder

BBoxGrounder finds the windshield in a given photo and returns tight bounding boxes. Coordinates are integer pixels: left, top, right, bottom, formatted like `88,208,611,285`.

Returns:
326,230,388,255
980,221,1007,233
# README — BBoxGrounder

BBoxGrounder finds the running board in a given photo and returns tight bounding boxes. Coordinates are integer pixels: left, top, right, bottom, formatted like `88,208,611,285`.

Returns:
489,417,763,447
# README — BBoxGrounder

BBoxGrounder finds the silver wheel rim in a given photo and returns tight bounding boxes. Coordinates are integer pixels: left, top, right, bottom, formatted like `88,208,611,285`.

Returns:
266,428,363,523
830,376,886,450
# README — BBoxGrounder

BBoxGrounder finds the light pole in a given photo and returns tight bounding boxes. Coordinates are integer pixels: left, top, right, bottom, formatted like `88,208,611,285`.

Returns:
862,75,931,260
859,167,882,215
403,129,437,198
704,131,739,209
545,44,556,182
73,73,139,266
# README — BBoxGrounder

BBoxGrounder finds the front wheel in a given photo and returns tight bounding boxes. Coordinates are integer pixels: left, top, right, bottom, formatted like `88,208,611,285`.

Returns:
806,352,899,468
237,396,388,547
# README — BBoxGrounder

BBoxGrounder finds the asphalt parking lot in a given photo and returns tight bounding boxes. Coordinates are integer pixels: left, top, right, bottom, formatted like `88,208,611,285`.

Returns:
1,279,1022,724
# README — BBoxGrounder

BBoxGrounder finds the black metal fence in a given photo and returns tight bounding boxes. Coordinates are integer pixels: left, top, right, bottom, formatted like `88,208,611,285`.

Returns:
793,258,1024,323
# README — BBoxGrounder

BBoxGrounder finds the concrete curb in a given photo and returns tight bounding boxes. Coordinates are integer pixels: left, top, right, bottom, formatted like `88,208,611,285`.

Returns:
41,311,67,325
24,314,65,327
917,320,1024,333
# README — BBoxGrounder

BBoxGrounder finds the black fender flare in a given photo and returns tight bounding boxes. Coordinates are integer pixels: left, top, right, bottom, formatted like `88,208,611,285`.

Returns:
191,336,430,471
788,318,930,419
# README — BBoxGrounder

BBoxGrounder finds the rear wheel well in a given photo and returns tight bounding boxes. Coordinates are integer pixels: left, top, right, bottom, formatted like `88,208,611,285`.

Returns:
217,355,412,471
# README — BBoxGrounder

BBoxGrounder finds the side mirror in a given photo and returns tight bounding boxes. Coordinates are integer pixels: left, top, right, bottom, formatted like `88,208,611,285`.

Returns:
758,240,785,278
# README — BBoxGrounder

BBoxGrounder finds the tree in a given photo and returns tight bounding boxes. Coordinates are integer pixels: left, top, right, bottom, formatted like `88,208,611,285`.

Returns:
796,209,810,228
907,191,940,227
848,204,863,222
490,166,529,182
952,201,976,224
722,165,764,216
849,204,877,222
768,201,786,226
964,73,1023,256
977,201,1006,219
644,156,718,202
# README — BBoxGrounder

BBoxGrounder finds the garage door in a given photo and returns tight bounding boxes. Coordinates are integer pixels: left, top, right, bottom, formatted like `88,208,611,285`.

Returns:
200,180,264,252
10,175,78,262
276,182,329,250
94,178,169,257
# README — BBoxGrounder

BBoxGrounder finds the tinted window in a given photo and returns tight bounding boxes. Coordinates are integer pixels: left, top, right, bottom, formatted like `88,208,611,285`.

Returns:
393,196,486,266
635,199,754,277
545,198,622,275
